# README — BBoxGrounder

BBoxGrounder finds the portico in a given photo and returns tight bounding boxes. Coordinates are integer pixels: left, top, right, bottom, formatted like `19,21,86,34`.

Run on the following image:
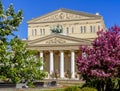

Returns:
27,34,91,79
40,50,76,78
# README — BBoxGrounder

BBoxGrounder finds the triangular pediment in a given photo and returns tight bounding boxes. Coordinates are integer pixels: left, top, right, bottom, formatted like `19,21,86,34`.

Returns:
27,34,92,46
27,8,101,23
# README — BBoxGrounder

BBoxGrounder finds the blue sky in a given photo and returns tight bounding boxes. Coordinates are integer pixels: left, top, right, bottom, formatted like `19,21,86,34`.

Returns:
2,0,120,39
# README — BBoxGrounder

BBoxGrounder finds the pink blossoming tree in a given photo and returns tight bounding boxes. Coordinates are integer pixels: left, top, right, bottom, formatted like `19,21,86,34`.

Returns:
76,26,120,91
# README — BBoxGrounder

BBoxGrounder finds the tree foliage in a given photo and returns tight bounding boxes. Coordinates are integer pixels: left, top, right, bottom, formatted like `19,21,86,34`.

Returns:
9,37,46,83
0,1,46,84
76,26,120,91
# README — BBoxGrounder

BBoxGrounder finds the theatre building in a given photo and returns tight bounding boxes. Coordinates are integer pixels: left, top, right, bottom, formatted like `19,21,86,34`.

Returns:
26,8,106,79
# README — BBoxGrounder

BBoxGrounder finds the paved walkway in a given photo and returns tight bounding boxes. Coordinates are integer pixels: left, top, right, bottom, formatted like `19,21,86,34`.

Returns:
0,79,85,91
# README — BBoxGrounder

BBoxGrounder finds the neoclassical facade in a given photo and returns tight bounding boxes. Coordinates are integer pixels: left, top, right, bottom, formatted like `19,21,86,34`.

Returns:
26,8,106,79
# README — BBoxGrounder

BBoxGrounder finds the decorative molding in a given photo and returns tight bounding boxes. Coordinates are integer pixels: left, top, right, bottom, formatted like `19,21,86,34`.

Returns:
36,12,89,23
28,45,79,51
46,38,66,44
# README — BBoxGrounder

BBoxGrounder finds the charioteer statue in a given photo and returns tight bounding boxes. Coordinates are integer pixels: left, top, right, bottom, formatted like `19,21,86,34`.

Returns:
50,25,63,33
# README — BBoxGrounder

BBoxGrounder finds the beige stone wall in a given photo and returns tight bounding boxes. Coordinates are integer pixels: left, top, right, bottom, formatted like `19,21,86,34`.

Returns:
28,19,105,40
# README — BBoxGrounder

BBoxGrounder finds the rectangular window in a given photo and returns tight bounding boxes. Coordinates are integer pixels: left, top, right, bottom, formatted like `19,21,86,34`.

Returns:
32,29,34,36
80,26,83,33
66,27,69,33
84,26,86,33
35,29,37,35
43,29,45,35
40,29,42,35
90,26,92,32
93,26,96,32
72,27,74,33
98,25,100,30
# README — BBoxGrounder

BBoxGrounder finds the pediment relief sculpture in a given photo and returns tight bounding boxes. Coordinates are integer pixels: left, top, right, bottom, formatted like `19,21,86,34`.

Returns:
36,12,89,22
46,38,66,44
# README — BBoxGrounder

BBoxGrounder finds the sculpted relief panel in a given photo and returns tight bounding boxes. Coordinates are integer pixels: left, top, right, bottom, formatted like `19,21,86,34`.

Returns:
36,12,89,22
46,38,66,44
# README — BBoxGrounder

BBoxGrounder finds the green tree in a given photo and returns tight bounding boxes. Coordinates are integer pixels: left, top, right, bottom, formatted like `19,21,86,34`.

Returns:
0,1,46,84
0,0,23,82
9,37,46,83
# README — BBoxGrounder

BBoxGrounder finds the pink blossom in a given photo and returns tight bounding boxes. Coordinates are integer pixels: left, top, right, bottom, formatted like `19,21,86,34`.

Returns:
76,25,120,79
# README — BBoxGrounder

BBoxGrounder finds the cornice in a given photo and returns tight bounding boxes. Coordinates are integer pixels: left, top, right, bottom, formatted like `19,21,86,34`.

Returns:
28,18,101,24
27,8,101,24
28,42,91,47
27,34,92,44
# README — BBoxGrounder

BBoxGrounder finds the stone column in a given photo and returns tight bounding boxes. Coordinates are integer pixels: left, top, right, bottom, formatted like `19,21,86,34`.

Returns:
50,50,54,75
40,51,43,70
71,50,75,79
82,52,87,58
60,50,64,78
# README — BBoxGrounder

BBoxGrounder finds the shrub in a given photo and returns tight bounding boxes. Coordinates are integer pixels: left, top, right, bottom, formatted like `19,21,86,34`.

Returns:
64,86,81,91
64,86,98,91
82,87,98,91
27,82,35,88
